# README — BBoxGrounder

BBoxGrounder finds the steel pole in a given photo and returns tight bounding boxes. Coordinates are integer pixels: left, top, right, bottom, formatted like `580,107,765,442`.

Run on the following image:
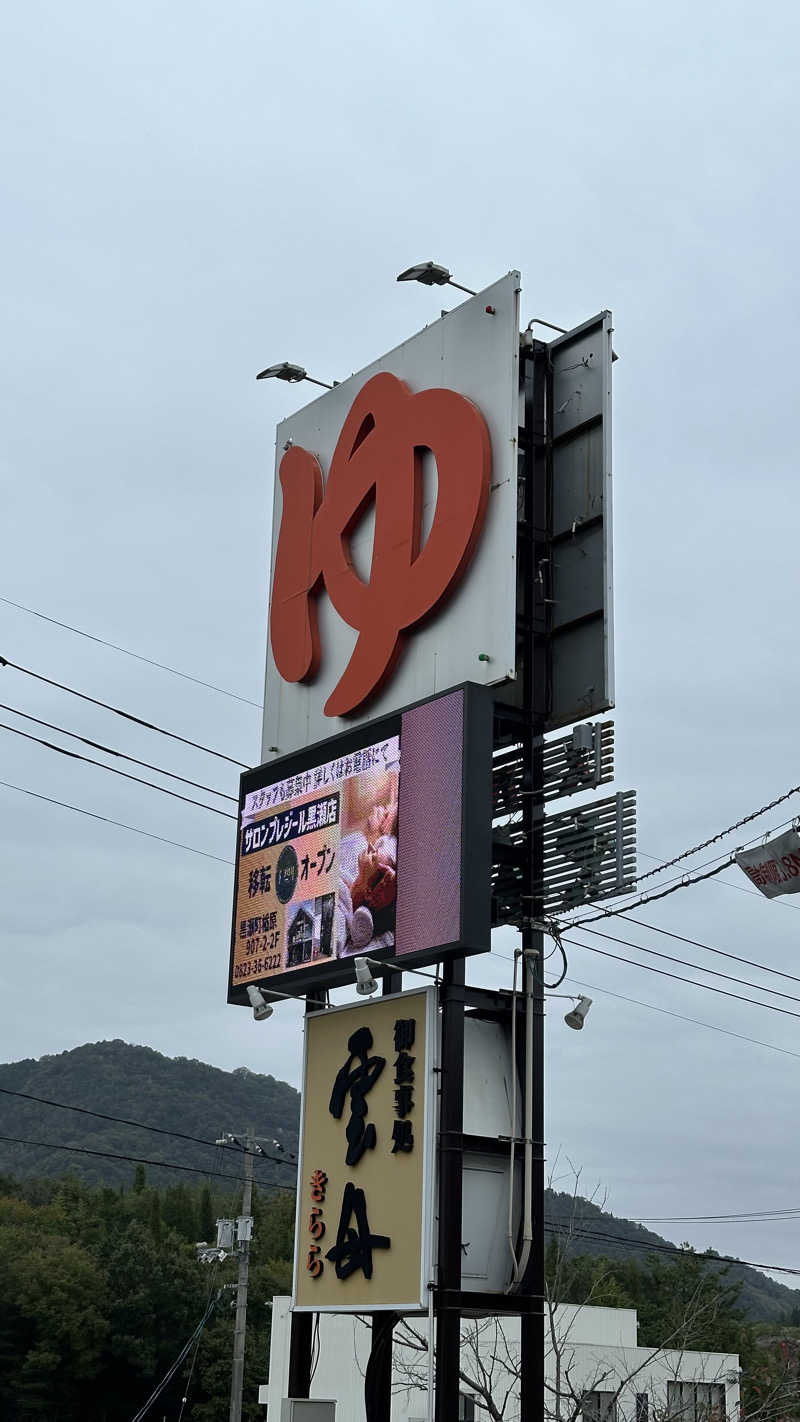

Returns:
519,338,550,1422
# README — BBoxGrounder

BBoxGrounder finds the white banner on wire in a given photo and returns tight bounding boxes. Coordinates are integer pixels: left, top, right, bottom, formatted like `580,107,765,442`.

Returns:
735,828,800,898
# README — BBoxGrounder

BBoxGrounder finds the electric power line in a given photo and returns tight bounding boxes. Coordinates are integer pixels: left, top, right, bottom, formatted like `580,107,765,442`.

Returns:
0,1132,297,1193
562,974,800,1063
619,913,800,983
568,858,733,925
638,847,800,915
633,785,800,887
0,592,262,708
0,700,237,802
545,1220,800,1278
130,1286,222,1422
573,923,800,1005
632,1208,800,1224
0,779,234,865
3,1130,800,1277
0,1084,297,1170
0,720,236,820
563,932,800,1020
0,654,250,768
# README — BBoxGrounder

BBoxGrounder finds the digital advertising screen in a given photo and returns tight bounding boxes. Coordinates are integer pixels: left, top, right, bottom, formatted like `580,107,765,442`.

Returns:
227,684,493,1004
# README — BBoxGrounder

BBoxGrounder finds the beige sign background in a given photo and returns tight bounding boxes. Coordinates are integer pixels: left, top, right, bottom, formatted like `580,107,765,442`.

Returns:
293,987,435,1312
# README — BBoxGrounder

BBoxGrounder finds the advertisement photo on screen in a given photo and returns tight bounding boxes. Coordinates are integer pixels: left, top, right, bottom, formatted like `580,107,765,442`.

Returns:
227,684,493,1004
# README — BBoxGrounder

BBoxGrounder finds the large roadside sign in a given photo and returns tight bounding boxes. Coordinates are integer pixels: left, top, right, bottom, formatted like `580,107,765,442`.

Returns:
262,273,521,763
293,988,436,1313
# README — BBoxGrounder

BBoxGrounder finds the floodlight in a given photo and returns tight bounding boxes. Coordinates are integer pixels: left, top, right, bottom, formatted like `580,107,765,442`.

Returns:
354,956,379,996
256,361,334,390
564,995,592,1031
246,984,274,1021
396,261,476,296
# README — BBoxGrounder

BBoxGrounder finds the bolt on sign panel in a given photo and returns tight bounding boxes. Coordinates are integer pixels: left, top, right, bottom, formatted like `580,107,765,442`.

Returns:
228,684,493,1004
262,274,521,764
293,987,436,1313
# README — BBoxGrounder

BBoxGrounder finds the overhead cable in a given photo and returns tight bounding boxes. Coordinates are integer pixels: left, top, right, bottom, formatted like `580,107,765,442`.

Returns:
568,858,733,925
545,1220,800,1278
0,654,249,768
0,1131,297,1193
0,592,261,707
573,923,800,1005
0,720,236,820
130,1288,222,1422
563,932,800,1020
633,783,800,886
0,1083,297,1169
0,778,234,866
0,701,237,802
619,913,800,985
3,1130,800,1277
562,974,800,1063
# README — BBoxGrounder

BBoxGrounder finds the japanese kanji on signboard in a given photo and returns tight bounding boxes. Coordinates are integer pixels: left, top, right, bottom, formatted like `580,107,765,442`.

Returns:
227,684,494,1004
230,735,400,991
293,988,435,1313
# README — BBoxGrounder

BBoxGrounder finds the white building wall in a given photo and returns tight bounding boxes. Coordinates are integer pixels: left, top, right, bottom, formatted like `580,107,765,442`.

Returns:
265,1298,740,1422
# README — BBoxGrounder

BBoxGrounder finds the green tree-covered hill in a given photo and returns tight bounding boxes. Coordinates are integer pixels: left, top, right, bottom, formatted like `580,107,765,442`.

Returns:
0,1039,299,1191
0,1041,796,1323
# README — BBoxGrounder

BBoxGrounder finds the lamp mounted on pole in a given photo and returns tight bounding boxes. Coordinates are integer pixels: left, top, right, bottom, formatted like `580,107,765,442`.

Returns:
396,260,477,297
256,361,336,390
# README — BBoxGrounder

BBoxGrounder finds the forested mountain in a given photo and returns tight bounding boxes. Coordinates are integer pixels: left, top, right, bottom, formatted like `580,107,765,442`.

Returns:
0,1039,299,1190
0,1040,796,1324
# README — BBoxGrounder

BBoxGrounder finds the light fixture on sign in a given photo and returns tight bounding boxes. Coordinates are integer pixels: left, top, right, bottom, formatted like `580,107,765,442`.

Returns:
256,361,335,390
354,956,379,996
564,995,593,1031
246,984,274,1021
396,261,477,296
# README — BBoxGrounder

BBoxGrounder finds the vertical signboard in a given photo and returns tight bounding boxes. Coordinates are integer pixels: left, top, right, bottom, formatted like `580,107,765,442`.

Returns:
262,274,521,763
293,987,436,1312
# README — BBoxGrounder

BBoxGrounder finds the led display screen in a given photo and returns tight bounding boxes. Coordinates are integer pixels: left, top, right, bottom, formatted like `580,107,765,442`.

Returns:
227,683,492,1003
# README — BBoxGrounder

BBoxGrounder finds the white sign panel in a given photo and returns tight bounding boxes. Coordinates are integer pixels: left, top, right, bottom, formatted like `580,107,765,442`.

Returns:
262,273,520,761
735,828,800,898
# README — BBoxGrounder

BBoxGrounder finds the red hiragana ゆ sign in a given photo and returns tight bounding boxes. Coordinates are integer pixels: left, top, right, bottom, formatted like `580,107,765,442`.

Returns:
270,371,491,718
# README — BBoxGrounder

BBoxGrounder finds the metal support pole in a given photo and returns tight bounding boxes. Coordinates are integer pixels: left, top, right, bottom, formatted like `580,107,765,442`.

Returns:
435,955,465,1422
229,1132,255,1422
519,338,550,1422
289,993,327,1401
364,968,402,1422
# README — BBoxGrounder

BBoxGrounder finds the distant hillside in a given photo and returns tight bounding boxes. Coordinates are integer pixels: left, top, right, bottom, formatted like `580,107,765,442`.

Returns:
0,1039,299,1191
0,1041,796,1323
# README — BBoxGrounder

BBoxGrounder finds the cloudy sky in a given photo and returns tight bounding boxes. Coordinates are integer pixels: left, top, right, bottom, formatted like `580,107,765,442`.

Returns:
3,0,800,1283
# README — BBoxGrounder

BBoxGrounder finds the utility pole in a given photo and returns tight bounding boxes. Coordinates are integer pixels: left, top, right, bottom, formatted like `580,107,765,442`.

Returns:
217,1129,256,1422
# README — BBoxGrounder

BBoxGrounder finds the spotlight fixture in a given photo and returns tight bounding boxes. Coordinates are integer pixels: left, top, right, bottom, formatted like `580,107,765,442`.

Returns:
396,261,476,296
564,996,593,1031
354,956,379,996
256,361,334,390
246,984,274,1021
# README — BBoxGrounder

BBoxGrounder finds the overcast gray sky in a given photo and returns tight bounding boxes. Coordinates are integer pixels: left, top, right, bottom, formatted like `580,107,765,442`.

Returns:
2,0,800,1283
